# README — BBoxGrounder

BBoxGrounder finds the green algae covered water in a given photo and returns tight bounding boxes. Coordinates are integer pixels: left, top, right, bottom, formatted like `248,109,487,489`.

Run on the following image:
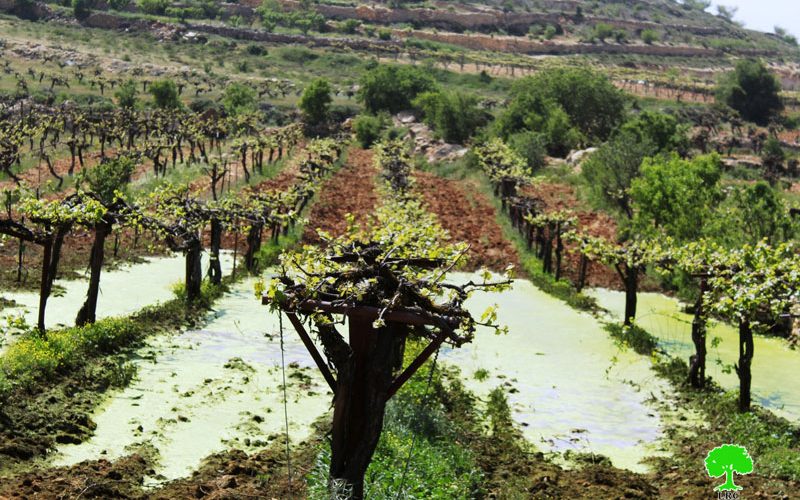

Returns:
52,273,675,481
441,274,670,472
590,289,800,423
0,252,234,354
52,276,330,484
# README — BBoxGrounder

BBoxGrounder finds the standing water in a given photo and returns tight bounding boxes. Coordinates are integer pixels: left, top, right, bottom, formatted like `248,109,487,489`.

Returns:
590,290,800,423
53,276,331,484
0,252,234,354
442,274,669,472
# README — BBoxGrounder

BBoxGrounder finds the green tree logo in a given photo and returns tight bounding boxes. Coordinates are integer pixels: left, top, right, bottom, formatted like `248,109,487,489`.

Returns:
704,444,754,491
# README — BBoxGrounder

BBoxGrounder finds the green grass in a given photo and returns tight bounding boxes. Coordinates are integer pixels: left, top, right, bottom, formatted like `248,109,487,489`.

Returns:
654,357,800,481
603,322,659,356
305,341,484,499
0,279,227,396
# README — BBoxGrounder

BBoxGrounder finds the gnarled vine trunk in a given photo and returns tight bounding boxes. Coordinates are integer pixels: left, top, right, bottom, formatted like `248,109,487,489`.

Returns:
623,265,638,327
37,225,70,332
185,236,203,302
76,220,112,326
244,223,263,274
327,317,407,499
737,319,754,412
208,218,223,285
688,278,708,389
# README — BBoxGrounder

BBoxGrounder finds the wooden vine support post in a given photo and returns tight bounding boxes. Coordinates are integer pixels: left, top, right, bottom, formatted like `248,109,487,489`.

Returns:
265,297,456,499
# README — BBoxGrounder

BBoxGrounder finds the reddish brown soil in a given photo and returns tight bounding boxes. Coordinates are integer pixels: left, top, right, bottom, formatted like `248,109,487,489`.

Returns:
414,171,520,272
0,151,105,191
301,147,379,244
520,181,624,290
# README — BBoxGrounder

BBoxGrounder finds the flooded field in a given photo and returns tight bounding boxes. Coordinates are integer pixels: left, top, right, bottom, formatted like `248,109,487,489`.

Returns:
0,252,235,354
52,277,330,485
591,290,800,423
441,275,670,472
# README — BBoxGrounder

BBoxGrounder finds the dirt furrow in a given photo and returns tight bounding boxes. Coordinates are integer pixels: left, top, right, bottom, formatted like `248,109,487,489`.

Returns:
413,170,520,273
301,147,379,244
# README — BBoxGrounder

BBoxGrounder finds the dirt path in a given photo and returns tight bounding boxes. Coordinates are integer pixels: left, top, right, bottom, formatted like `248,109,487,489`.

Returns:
413,170,520,272
301,147,379,244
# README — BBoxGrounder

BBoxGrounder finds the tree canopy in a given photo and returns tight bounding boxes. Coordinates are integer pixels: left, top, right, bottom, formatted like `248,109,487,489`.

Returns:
496,68,626,152
716,59,783,125
358,64,438,114
630,153,722,242
413,90,487,144
299,78,332,126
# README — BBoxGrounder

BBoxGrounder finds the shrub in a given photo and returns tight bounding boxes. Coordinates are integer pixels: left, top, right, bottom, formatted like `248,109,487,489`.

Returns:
72,0,94,20
413,90,487,144
641,28,659,44
222,82,257,116
149,79,181,109
359,64,438,114
299,78,332,126
716,59,783,125
353,113,389,148
340,18,360,34
377,28,391,41
114,79,137,109
137,0,169,14
246,43,267,56
107,0,130,10
508,130,547,172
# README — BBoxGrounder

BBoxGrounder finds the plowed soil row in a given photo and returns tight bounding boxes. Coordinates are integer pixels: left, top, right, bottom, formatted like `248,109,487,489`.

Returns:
413,171,520,272
301,147,379,244
520,181,623,290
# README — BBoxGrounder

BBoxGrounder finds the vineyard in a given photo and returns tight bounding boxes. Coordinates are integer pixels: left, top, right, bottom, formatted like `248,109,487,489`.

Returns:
1,0,800,498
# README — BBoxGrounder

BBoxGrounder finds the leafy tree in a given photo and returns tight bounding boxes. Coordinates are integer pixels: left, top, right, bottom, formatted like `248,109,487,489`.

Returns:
72,0,94,20
760,136,786,182
222,82,257,116
149,79,181,109
716,4,738,22
413,90,487,144
630,154,722,241
359,64,438,114
137,0,169,15
620,111,689,154
716,59,783,125
114,79,137,109
705,444,754,491
508,130,547,173
724,181,796,245
496,68,625,154
593,23,615,41
299,78,332,126
581,129,656,221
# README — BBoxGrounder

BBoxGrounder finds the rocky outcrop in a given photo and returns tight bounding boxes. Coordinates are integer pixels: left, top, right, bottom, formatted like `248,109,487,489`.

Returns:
395,113,468,164
394,29,724,58
272,0,727,37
